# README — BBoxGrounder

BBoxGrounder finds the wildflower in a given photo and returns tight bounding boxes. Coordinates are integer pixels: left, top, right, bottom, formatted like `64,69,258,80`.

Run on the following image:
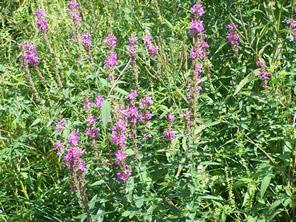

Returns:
190,20,204,35
289,19,296,40
128,35,138,60
81,32,92,50
86,113,96,126
256,58,271,88
83,98,93,109
19,43,39,67
227,23,239,51
143,34,158,57
195,63,203,74
68,0,81,26
163,129,176,141
167,114,176,122
115,149,127,163
191,2,205,17
111,119,127,149
53,140,64,156
55,119,65,132
126,90,138,102
94,96,104,108
104,51,118,69
63,146,85,173
140,96,153,108
85,127,98,139
35,9,48,33
104,34,117,49
68,130,80,147
116,168,132,181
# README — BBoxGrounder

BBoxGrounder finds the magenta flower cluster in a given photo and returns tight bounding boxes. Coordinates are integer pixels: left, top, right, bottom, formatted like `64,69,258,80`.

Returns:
68,0,81,26
83,95,105,110
35,9,48,33
55,119,65,133
85,113,98,139
143,34,158,57
81,32,92,50
139,96,153,122
64,131,86,173
189,2,205,35
226,23,239,51
163,114,176,141
189,2,208,61
19,43,40,67
104,34,118,69
128,35,138,61
112,109,131,181
256,58,271,88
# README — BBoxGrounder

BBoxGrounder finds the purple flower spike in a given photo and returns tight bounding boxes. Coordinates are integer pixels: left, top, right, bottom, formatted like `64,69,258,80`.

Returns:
55,119,65,132
116,168,132,181
68,0,81,26
115,149,127,163
190,20,204,35
86,113,96,126
35,9,48,33
63,146,85,173
81,32,92,50
128,35,138,60
104,34,117,49
19,43,39,67
167,114,176,122
191,2,205,17
140,96,153,108
85,128,98,139
126,90,138,101
143,34,158,57
163,129,176,141
104,51,118,69
94,96,104,108
68,130,80,146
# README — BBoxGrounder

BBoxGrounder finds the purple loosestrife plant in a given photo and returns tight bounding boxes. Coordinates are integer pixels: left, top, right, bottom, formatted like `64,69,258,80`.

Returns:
35,8,63,88
19,43,44,100
226,23,239,55
139,96,153,139
128,35,139,88
68,0,81,41
163,114,176,142
125,90,139,158
187,1,208,136
94,95,104,108
35,9,48,33
143,34,158,57
68,0,81,27
54,129,90,217
111,107,132,182
81,32,92,50
81,32,94,64
256,58,271,88
104,34,118,82
19,43,39,67
55,119,65,133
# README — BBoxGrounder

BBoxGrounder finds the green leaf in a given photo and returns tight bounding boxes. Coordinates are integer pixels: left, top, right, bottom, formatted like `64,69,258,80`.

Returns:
233,69,259,95
260,175,272,198
101,100,111,128
88,194,98,210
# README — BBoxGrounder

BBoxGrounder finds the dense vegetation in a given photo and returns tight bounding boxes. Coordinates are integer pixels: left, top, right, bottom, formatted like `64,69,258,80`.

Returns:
0,0,295,221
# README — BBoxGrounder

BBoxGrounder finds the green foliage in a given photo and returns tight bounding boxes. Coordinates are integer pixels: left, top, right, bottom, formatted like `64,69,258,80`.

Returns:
0,0,295,221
